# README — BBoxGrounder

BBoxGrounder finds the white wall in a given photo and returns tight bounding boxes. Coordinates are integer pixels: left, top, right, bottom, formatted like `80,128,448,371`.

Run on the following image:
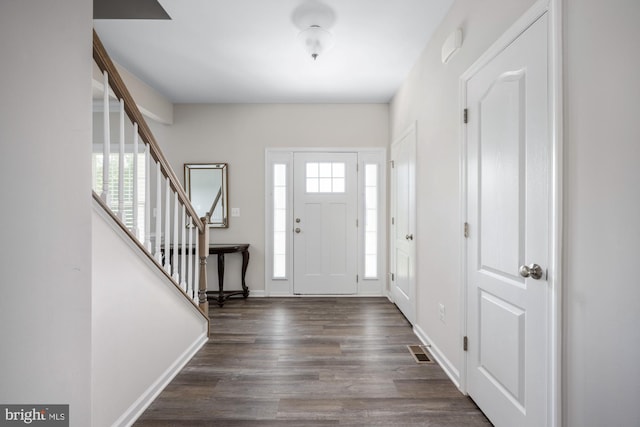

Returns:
92,61,174,125
0,1,93,425
391,0,640,425
150,104,389,294
563,0,640,425
389,0,536,380
92,206,208,426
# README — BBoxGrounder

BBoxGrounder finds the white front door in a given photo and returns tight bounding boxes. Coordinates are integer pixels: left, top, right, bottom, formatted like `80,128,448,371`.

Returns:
390,126,416,324
293,152,358,294
465,12,550,427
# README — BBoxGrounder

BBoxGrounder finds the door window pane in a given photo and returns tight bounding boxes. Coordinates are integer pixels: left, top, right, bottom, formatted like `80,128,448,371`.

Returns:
319,177,332,192
319,162,332,178
333,162,345,178
305,162,346,193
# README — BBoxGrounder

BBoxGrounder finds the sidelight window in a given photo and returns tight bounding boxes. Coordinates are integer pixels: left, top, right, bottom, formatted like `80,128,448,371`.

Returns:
273,163,288,278
364,164,378,278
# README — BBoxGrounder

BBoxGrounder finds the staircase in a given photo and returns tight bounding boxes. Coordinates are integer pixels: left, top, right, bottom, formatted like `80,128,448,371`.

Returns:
91,30,211,426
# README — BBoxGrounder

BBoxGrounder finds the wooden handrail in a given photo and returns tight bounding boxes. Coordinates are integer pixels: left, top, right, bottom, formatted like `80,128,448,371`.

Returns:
92,30,205,233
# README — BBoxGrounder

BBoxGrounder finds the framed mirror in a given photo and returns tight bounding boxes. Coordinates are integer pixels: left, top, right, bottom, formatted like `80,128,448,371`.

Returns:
184,163,228,228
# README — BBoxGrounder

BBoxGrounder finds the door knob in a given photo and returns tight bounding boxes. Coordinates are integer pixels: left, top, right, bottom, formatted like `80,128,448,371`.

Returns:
405,234,414,241
295,228,301,233
519,263,543,280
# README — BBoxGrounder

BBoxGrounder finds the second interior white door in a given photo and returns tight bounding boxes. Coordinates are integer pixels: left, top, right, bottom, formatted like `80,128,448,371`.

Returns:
465,11,551,427
390,126,416,324
293,152,358,294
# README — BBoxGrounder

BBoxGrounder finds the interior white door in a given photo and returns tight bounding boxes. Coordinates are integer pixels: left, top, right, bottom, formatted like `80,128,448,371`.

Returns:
390,127,416,324
293,152,358,294
465,13,550,427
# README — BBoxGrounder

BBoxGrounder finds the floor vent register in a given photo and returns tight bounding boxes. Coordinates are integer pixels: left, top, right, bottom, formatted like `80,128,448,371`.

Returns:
407,345,435,364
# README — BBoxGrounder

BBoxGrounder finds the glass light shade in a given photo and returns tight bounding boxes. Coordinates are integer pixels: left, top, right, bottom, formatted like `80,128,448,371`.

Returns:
297,25,334,60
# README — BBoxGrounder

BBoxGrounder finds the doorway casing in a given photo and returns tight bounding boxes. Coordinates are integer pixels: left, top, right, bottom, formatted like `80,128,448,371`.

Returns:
458,1,562,426
265,147,387,297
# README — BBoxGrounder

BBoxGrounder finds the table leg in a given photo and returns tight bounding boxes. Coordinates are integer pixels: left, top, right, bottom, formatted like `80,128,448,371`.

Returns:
217,253,225,307
241,249,250,298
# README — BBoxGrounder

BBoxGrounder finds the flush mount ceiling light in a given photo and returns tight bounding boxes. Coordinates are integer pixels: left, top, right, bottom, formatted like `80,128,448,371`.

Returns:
297,24,335,60
292,1,336,61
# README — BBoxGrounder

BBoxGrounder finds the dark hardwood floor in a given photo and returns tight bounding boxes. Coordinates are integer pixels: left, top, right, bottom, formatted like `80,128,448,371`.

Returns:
135,297,491,426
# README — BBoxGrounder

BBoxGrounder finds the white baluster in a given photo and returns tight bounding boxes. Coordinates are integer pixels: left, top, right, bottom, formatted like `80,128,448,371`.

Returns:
118,98,125,221
180,205,187,291
132,123,139,240
144,145,152,251
164,177,171,273
187,217,194,298
155,161,162,263
173,193,179,282
101,71,110,202
194,225,200,302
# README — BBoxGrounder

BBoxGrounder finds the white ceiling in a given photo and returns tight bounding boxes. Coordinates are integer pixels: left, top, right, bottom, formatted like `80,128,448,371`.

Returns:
94,0,453,104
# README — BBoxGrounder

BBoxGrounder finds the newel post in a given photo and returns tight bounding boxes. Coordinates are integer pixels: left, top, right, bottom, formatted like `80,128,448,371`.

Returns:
198,217,210,316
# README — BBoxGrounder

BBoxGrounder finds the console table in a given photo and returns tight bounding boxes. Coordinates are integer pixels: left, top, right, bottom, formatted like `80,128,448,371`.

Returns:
207,244,250,307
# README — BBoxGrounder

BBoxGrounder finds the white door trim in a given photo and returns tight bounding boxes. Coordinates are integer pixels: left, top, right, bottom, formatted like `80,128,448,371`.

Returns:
264,147,387,297
458,1,562,426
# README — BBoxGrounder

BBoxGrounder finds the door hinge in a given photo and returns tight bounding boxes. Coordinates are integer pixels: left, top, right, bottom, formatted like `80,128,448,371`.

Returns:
356,274,359,283
356,219,359,227
463,108,468,124
390,160,395,168
392,217,395,225
464,222,469,238
391,273,395,281
463,336,468,351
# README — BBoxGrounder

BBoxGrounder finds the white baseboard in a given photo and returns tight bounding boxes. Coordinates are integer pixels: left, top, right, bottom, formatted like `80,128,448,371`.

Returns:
249,290,266,297
260,292,385,298
265,292,295,297
413,324,461,389
118,332,208,427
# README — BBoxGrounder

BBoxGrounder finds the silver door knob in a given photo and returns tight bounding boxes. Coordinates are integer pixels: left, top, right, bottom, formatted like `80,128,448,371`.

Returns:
295,228,301,233
519,263,543,280
405,234,414,240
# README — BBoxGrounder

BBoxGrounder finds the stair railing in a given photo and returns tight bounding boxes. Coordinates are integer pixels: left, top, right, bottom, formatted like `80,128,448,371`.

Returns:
92,30,210,320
